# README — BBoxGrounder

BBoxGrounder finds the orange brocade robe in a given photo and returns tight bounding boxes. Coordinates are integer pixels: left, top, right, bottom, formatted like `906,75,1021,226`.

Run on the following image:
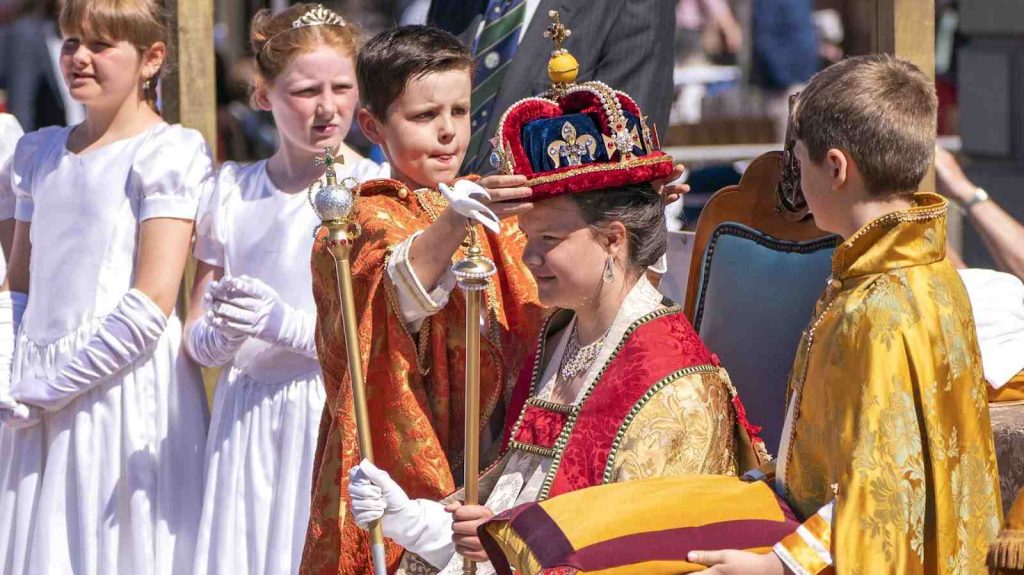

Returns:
300,179,543,575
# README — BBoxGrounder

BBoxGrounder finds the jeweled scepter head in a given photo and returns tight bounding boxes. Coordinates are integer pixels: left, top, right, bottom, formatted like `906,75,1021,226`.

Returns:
309,147,359,225
309,148,363,260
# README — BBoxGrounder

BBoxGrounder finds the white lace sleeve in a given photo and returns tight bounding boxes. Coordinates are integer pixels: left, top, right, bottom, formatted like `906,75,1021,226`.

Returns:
385,231,456,332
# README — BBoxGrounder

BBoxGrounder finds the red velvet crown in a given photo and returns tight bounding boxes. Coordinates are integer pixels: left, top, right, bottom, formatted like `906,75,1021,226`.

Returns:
487,12,674,201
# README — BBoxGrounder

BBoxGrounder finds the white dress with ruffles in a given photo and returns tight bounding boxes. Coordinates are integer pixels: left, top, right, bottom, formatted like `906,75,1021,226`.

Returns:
0,123,212,575
190,158,382,575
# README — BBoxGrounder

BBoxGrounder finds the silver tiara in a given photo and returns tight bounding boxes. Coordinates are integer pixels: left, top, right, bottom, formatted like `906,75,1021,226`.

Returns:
260,4,347,55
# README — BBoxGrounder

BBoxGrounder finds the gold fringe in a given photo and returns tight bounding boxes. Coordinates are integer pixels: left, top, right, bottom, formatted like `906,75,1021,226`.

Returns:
990,529,1024,573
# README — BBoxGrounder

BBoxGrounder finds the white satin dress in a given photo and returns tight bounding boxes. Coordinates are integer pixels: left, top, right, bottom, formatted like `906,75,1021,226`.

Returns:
190,158,383,575
0,123,212,575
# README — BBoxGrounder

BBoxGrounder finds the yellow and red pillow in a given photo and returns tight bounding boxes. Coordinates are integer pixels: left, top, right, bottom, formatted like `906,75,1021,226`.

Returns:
480,475,799,575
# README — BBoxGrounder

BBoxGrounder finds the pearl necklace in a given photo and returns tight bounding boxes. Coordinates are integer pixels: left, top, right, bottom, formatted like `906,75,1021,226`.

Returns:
558,321,608,382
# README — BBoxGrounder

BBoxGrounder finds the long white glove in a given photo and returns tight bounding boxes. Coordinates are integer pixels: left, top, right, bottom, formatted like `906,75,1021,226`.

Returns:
186,279,249,367
349,459,455,569
13,289,166,412
0,291,27,405
438,180,500,233
207,275,317,359
0,291,39,428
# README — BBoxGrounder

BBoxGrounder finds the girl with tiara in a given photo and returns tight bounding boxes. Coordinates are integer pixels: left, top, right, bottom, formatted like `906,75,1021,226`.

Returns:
0,1,212,574
185,5,380,575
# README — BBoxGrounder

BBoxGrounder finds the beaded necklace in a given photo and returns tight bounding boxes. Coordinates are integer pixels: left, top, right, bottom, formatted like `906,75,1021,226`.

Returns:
558,320,609,382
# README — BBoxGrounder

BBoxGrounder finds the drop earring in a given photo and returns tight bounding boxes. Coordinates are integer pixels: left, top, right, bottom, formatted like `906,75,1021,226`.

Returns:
602,256,615,284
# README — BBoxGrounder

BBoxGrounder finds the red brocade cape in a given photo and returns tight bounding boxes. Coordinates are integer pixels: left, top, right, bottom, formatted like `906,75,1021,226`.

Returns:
498,305,752,500
394,302,769,572
300,179,543,575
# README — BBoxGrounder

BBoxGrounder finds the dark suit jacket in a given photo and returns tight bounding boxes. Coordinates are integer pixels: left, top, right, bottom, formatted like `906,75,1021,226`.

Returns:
435,0,676,175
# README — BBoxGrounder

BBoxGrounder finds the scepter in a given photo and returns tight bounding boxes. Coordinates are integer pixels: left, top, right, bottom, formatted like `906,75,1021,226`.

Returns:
308,149,387,575
451,224,497,575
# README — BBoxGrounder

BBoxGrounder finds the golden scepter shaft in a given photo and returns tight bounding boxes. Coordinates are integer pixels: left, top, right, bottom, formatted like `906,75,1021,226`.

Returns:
463,283,481,575
309,149,387,575
451,226,497,575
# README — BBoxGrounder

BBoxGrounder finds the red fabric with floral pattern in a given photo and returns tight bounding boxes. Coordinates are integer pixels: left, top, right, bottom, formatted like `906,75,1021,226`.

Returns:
512,404,570,450
499,310,718,501
501,343,540,450
547,311,715,497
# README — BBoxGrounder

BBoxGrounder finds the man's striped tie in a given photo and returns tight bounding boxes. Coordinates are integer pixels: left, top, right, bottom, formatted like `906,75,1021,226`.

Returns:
463,0,526,173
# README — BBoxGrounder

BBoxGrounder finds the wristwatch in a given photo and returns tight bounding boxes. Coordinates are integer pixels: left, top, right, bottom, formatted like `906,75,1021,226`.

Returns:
961,187,990,211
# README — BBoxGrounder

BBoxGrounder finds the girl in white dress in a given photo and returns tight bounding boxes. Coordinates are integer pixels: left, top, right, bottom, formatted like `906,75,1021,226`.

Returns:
0,1,211,574
185,5,381,575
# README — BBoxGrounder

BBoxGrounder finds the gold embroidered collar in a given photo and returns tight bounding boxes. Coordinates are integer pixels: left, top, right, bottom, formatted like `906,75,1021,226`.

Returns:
832,192,949,281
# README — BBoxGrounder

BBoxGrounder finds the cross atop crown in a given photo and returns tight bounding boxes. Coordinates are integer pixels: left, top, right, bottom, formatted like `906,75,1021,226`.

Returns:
544,10,571,52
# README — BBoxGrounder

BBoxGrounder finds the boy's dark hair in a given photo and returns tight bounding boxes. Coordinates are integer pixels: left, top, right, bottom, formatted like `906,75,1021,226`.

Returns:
793,54,937,195
357,25,474,117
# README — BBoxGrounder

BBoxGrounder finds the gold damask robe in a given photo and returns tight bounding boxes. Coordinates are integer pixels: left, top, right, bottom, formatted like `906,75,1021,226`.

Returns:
774,193,1002,573
301,179,543,575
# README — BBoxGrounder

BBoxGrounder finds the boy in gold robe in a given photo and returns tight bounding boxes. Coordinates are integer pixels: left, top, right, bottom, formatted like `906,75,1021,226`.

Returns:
480,55,1004,575
685,54,1003,574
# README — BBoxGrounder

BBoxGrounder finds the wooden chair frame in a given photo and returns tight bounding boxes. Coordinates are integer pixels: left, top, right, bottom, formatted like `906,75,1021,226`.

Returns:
683,151,837,322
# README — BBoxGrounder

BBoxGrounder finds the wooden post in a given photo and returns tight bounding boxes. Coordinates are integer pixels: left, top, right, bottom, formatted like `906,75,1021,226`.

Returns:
163,0,217,154
843,0,935,77
850,0,936,191
877,0,951,243
163,0,218,400
873,0,935,79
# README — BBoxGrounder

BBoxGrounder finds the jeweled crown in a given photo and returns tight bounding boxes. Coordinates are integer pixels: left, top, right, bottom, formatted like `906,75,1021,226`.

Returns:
488,11,672,200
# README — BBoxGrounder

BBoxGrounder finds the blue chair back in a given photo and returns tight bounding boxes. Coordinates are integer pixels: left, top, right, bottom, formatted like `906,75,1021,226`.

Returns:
690,223,837,454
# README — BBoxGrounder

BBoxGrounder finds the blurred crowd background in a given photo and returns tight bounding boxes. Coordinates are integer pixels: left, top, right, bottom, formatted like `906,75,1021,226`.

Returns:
0,0,1018,270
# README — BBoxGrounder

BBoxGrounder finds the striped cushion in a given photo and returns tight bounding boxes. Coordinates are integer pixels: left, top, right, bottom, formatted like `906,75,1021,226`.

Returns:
480,475,800,575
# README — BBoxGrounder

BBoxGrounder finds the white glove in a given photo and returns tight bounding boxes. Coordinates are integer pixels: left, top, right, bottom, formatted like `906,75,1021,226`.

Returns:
207,275,317,359
349,459,455,569
185,279,249,367
438,180,500,233
0,291,40,428
0,401,41,429
0,291,27,407
13,289,166,412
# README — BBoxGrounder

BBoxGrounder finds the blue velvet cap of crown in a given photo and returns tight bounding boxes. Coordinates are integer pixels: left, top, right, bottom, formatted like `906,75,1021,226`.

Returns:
520,111,648,173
